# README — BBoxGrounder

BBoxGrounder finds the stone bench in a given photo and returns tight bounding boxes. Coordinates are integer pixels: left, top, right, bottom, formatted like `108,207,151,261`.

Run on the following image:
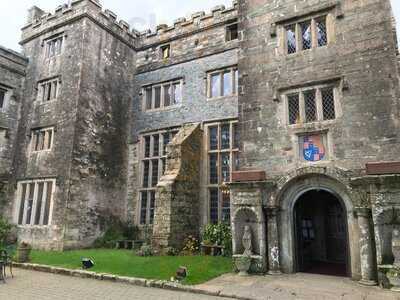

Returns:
201,244,224,256
114,240,143,250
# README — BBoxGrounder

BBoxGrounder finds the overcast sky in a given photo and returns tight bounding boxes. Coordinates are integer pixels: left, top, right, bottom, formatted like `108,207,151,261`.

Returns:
0,0,399,51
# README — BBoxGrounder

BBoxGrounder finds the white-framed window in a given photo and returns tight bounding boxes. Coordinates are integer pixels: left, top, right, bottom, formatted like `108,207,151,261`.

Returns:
284,15,329,54
138,128,179,225
30,127,54,152
143,79,183,111
286,85,338,125
207,67,239,99
14,179,56,226
205,121,239,224
37,78,60,103
45,35,64,58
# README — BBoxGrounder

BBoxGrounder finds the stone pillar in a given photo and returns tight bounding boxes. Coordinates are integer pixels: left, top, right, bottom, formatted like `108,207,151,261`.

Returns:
266,206,282,275
356,207,378,286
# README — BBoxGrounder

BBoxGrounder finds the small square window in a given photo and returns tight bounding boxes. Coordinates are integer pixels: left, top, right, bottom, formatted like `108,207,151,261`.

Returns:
45,36,63,58
161,45,170,60
31,127,54,152
226,23,238,41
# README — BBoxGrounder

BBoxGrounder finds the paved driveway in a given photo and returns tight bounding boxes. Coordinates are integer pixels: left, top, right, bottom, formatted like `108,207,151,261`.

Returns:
197,272,400,300
0,268,229,300
2,268,400,300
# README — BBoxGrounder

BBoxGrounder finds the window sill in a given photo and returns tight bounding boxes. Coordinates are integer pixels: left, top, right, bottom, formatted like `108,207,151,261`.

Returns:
284,44,329,57
144,104,181,113
17,225,51,228
30,149,53,154
288,118,337,128
207,94,238,101
35,99,58,106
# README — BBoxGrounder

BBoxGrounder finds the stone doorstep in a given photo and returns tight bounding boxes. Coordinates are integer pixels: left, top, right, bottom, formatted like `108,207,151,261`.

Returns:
12,263,254,300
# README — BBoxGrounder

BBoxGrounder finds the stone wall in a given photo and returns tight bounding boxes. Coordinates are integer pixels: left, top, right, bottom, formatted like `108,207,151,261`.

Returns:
238,0,400,178
152,123,202,251
0,46,27,212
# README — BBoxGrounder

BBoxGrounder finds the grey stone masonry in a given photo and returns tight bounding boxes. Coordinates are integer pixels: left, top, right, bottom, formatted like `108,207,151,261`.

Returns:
152,123,202,251
0,46,27,215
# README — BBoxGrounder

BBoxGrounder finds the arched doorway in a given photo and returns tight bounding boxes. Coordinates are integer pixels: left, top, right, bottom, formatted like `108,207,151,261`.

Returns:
294,189,348,276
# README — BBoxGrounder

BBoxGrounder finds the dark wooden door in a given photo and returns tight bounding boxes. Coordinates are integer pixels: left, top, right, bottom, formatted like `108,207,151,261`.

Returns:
326,202,346,263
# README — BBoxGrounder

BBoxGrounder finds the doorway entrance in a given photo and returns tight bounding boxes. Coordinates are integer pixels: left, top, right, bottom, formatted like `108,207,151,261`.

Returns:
294,189,348,276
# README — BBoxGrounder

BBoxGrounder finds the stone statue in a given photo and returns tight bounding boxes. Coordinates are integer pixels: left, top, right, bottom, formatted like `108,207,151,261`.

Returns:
242,225,253,256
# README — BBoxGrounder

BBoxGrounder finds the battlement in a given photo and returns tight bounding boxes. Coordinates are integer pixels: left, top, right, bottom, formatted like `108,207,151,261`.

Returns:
20,0,238,50
137,0,238,48
21,0,139,47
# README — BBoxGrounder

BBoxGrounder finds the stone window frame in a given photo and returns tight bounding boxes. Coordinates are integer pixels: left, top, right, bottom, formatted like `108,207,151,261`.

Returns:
142,78,183,112
225,22,239,42
137,127,179,225
30,126,55,154
204,120,239,224
206,66,239,100
160,44,171,60
13,178,56,227
278,11,335,55
0,84,12,112
283,83,341,127
37,77,61,103
44,34,65,59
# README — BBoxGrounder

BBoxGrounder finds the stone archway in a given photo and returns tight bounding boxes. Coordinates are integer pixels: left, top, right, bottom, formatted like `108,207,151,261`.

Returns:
277,172,361,280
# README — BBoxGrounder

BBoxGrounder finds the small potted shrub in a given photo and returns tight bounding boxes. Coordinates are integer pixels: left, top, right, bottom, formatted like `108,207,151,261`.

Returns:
235,255,251,276
16,242,31,263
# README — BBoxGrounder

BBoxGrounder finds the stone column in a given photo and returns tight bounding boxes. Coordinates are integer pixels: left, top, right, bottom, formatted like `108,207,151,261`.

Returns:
266,206,282,275
356,207,378,286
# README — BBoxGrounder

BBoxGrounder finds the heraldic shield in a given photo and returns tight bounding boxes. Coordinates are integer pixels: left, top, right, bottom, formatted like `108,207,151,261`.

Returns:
303,135,325,162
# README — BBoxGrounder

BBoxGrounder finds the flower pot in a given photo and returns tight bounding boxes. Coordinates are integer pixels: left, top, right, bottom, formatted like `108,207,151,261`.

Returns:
235,255,251,276
16,244,31,263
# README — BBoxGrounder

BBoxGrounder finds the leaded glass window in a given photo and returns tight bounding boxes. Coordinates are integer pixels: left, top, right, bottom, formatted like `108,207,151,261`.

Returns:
206,121,239,224
322,88,336,120
304,90,317,122
139,129,179,225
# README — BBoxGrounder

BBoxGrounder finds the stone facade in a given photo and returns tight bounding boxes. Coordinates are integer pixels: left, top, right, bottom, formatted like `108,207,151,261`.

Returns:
0,0,399,289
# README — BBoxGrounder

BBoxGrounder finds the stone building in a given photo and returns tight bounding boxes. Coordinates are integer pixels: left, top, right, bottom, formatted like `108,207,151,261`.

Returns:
0,0,399,287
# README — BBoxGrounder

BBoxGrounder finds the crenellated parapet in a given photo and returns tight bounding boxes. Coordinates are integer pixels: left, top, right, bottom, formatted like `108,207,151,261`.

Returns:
20,0,139,47
20,0,238,50
137,0,238,48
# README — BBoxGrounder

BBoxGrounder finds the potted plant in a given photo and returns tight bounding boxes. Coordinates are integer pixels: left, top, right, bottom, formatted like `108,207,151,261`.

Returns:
235,255,251,276
16,242,31,263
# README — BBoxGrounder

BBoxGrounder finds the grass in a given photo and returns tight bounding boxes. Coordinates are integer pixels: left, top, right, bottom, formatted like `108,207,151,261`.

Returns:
30,249,233,285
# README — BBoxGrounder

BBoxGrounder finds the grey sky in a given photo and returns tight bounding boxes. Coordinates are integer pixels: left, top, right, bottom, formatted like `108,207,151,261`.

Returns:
0,0,399,51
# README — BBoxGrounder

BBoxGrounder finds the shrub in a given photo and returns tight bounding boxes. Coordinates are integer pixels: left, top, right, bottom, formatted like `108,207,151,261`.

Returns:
202,223,232,256
182,235,199,255
137,244,153,257
165,246,179,256
94,221,139,248
0,217,13,247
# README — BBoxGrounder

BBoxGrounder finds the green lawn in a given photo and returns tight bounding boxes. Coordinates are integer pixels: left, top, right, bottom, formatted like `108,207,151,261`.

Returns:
30,249,233,285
